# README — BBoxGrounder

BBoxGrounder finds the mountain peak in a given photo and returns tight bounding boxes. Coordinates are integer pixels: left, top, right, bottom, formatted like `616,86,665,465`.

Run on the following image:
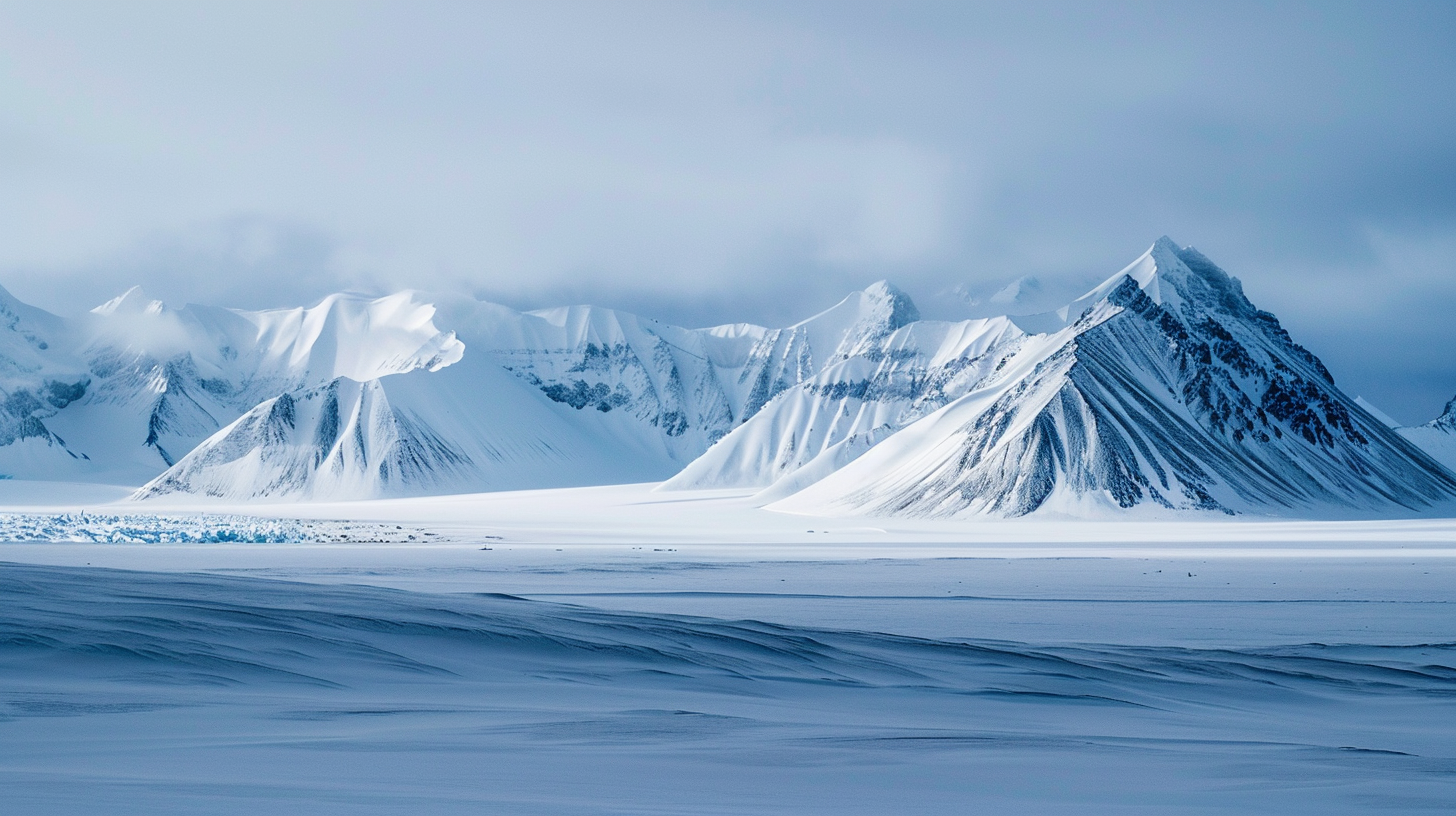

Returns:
1431,395,1456,432
1151,234,1181,253
860,280,920,329
93,285,166,317
1053,236,1257,327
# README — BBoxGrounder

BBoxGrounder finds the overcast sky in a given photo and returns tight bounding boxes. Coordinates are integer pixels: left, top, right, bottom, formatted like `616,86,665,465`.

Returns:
1,1,1453,422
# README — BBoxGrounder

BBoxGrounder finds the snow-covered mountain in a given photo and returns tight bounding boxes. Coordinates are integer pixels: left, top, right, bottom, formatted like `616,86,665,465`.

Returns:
134,351,659,501
0,287,464,483
662,315,1026,496
760,238,1456,518
133,281,925,500
3,237,1455,517
1398,397,1456,473
0,275,929,500
0,283,93,479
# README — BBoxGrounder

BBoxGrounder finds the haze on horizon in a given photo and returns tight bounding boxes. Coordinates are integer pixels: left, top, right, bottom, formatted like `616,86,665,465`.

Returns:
0,1,1453,423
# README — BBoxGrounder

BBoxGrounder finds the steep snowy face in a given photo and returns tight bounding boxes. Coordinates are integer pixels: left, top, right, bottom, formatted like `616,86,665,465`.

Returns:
438,281,921,466
770,239,1456,518
82,288,463,397
242,291,464,384
662,316,1027,493
1397,396,1456,473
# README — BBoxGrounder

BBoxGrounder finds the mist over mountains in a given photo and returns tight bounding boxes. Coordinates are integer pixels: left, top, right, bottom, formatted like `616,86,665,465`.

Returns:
3,238,1455,519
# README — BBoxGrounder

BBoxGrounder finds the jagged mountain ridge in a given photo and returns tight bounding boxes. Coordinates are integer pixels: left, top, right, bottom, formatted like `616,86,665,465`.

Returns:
433,281,921,466
0,275,927,496
767,238,1456,518
141,281,928,500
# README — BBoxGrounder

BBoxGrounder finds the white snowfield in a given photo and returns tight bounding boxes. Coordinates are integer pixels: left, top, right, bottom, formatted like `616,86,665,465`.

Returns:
2,496,1455,815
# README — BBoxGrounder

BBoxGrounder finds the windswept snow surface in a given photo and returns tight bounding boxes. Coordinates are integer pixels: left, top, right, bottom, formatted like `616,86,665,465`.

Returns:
2,554,1454,815
3,482,1456,814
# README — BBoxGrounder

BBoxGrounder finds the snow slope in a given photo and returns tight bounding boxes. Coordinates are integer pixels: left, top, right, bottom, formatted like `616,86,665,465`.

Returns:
769,238,1456,518
1399,395,1456,472
0,284,94,479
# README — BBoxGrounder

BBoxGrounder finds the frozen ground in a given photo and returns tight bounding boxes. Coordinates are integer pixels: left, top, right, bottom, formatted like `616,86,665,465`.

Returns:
1,482,1455,814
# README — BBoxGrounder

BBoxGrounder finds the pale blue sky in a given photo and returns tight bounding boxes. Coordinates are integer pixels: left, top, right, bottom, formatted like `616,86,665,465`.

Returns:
1,1,1453,421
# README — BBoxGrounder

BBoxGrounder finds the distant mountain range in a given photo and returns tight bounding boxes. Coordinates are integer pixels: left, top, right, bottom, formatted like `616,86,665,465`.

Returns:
4,237,1456,518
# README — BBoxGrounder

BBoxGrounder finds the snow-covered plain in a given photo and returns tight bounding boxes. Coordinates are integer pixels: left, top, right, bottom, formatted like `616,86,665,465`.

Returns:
3,482,1455,814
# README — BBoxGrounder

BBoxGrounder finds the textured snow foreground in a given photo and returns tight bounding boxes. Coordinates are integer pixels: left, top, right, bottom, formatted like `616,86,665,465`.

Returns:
3,492,1456,815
